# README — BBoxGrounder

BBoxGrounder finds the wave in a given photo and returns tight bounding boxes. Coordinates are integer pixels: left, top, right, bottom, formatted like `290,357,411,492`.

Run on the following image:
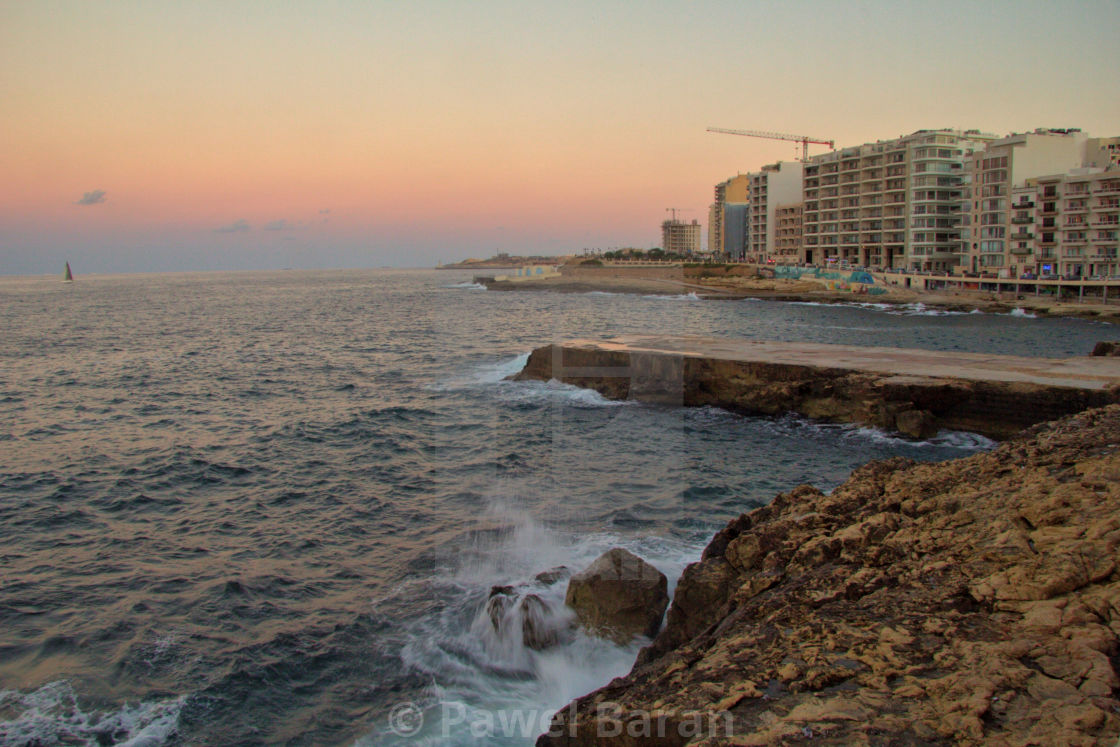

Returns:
427,353,531,391
0,680,185,747
1008,308,1037,319
361,507,704,744
641,292,702,302
495,379,631,409
840,424,996,450
445,281,487,291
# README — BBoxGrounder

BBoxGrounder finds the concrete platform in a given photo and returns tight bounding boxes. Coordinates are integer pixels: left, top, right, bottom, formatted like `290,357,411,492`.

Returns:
515,335,1120,439
557,335,1120,390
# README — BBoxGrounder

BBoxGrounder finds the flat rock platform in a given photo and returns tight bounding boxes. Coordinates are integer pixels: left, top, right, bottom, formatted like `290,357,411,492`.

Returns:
514,335,1120,439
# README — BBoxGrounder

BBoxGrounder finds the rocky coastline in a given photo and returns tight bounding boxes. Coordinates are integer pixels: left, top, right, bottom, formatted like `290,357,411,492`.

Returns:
474,265,1120,322
537,405,1120,745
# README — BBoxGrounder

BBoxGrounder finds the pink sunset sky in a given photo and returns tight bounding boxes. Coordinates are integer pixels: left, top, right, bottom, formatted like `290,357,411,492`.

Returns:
2,0,1118,274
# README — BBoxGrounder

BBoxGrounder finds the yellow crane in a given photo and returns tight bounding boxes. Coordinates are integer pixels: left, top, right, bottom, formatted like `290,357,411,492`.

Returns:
707,127,834,161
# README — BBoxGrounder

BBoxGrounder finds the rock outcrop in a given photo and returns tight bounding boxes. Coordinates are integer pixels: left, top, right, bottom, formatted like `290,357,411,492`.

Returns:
539,405,1120,745
565,548,669,645
1094,341,1120,357
485,586,571,651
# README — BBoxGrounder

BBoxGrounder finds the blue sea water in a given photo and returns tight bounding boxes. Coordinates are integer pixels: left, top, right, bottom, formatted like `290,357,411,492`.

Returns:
0,269,1116,745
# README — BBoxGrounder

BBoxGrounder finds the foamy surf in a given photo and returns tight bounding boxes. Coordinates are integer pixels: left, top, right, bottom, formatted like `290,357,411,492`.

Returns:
361,508,704,745
0,681,185,747
495,378,631,409
445,281,488,291
641,292,702,302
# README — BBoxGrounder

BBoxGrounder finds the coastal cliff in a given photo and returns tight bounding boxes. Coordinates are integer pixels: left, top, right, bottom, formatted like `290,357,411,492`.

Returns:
539,405,1120,745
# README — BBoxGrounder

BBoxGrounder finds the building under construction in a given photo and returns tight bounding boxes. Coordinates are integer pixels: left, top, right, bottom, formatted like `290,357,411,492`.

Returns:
661,218,701,255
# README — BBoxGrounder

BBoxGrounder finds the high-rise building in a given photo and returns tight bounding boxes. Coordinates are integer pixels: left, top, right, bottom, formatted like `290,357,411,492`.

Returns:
1001,170,1119,279
802,129,997,270
662,218,701,255
709,175,750,258
746,162,803,263
964,130,1120,277
773,204,804,264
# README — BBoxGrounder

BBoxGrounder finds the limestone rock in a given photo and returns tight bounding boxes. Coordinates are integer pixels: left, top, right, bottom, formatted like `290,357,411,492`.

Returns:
485,585,571,651
539,406,1120,745
1092,341,1119,356
895,407,939,439
565,548,669,645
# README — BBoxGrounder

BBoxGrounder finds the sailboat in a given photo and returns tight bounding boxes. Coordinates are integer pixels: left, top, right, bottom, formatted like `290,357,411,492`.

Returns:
62,262,73,283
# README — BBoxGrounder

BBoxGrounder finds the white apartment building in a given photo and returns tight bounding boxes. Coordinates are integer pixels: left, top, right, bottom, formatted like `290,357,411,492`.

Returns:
746,162,803,263
965,130,1120,277
802,129,997,271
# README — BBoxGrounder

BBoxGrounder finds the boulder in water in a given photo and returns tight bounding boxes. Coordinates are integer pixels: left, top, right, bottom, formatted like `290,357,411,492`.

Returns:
534,566,569,586
484,586,570,651
564,548,668,644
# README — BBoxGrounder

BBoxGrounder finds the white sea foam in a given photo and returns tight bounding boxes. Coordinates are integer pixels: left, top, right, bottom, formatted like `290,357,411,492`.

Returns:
1008,308,1037,319
641,292,702,302
367,507,703,745
0,681,185,747
841,424,996,451
496,378,630,409
445,281,487,290
427,353,531,391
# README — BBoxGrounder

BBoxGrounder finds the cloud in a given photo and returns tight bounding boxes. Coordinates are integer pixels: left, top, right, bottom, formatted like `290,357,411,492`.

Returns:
76,189,107,206
263,219,290,231
215,219,250,233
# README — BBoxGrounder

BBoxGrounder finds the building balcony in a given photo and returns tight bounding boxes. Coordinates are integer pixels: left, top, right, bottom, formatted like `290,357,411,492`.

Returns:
1011,216,1034,224
1095,184,1120,193
1010,245,1033,255
1011,201,1035,209
1010,232,1034,240
1065,205,1090,214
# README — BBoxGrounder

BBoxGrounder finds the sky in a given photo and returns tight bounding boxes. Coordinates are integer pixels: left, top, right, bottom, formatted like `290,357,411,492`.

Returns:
2,0,1119,274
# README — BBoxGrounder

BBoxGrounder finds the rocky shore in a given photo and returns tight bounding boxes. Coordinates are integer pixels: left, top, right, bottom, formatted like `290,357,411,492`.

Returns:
477,265,1120,322
538,405,1120,745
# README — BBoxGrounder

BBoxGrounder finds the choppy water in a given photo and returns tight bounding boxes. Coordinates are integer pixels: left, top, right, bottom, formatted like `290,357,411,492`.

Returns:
1,269,1116,745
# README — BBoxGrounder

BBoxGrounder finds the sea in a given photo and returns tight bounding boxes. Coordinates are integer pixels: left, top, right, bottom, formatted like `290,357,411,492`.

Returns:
1,268,1117,746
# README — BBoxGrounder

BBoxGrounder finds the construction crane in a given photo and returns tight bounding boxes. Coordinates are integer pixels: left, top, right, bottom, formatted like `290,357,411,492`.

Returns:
707,127,834,161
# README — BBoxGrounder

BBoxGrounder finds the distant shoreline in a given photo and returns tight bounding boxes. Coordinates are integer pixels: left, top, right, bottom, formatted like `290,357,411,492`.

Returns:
472,265,1120,323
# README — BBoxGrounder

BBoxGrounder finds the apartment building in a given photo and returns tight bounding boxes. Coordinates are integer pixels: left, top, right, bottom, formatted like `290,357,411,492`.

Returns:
964,130,1120,276
746,161,803,263
1006,171,1120,278
773,204,803,264
661,218,702,255
708,174,750,258
802,129,997,271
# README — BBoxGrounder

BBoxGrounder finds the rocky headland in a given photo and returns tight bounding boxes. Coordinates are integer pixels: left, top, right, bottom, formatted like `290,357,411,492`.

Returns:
538,405,1120,745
